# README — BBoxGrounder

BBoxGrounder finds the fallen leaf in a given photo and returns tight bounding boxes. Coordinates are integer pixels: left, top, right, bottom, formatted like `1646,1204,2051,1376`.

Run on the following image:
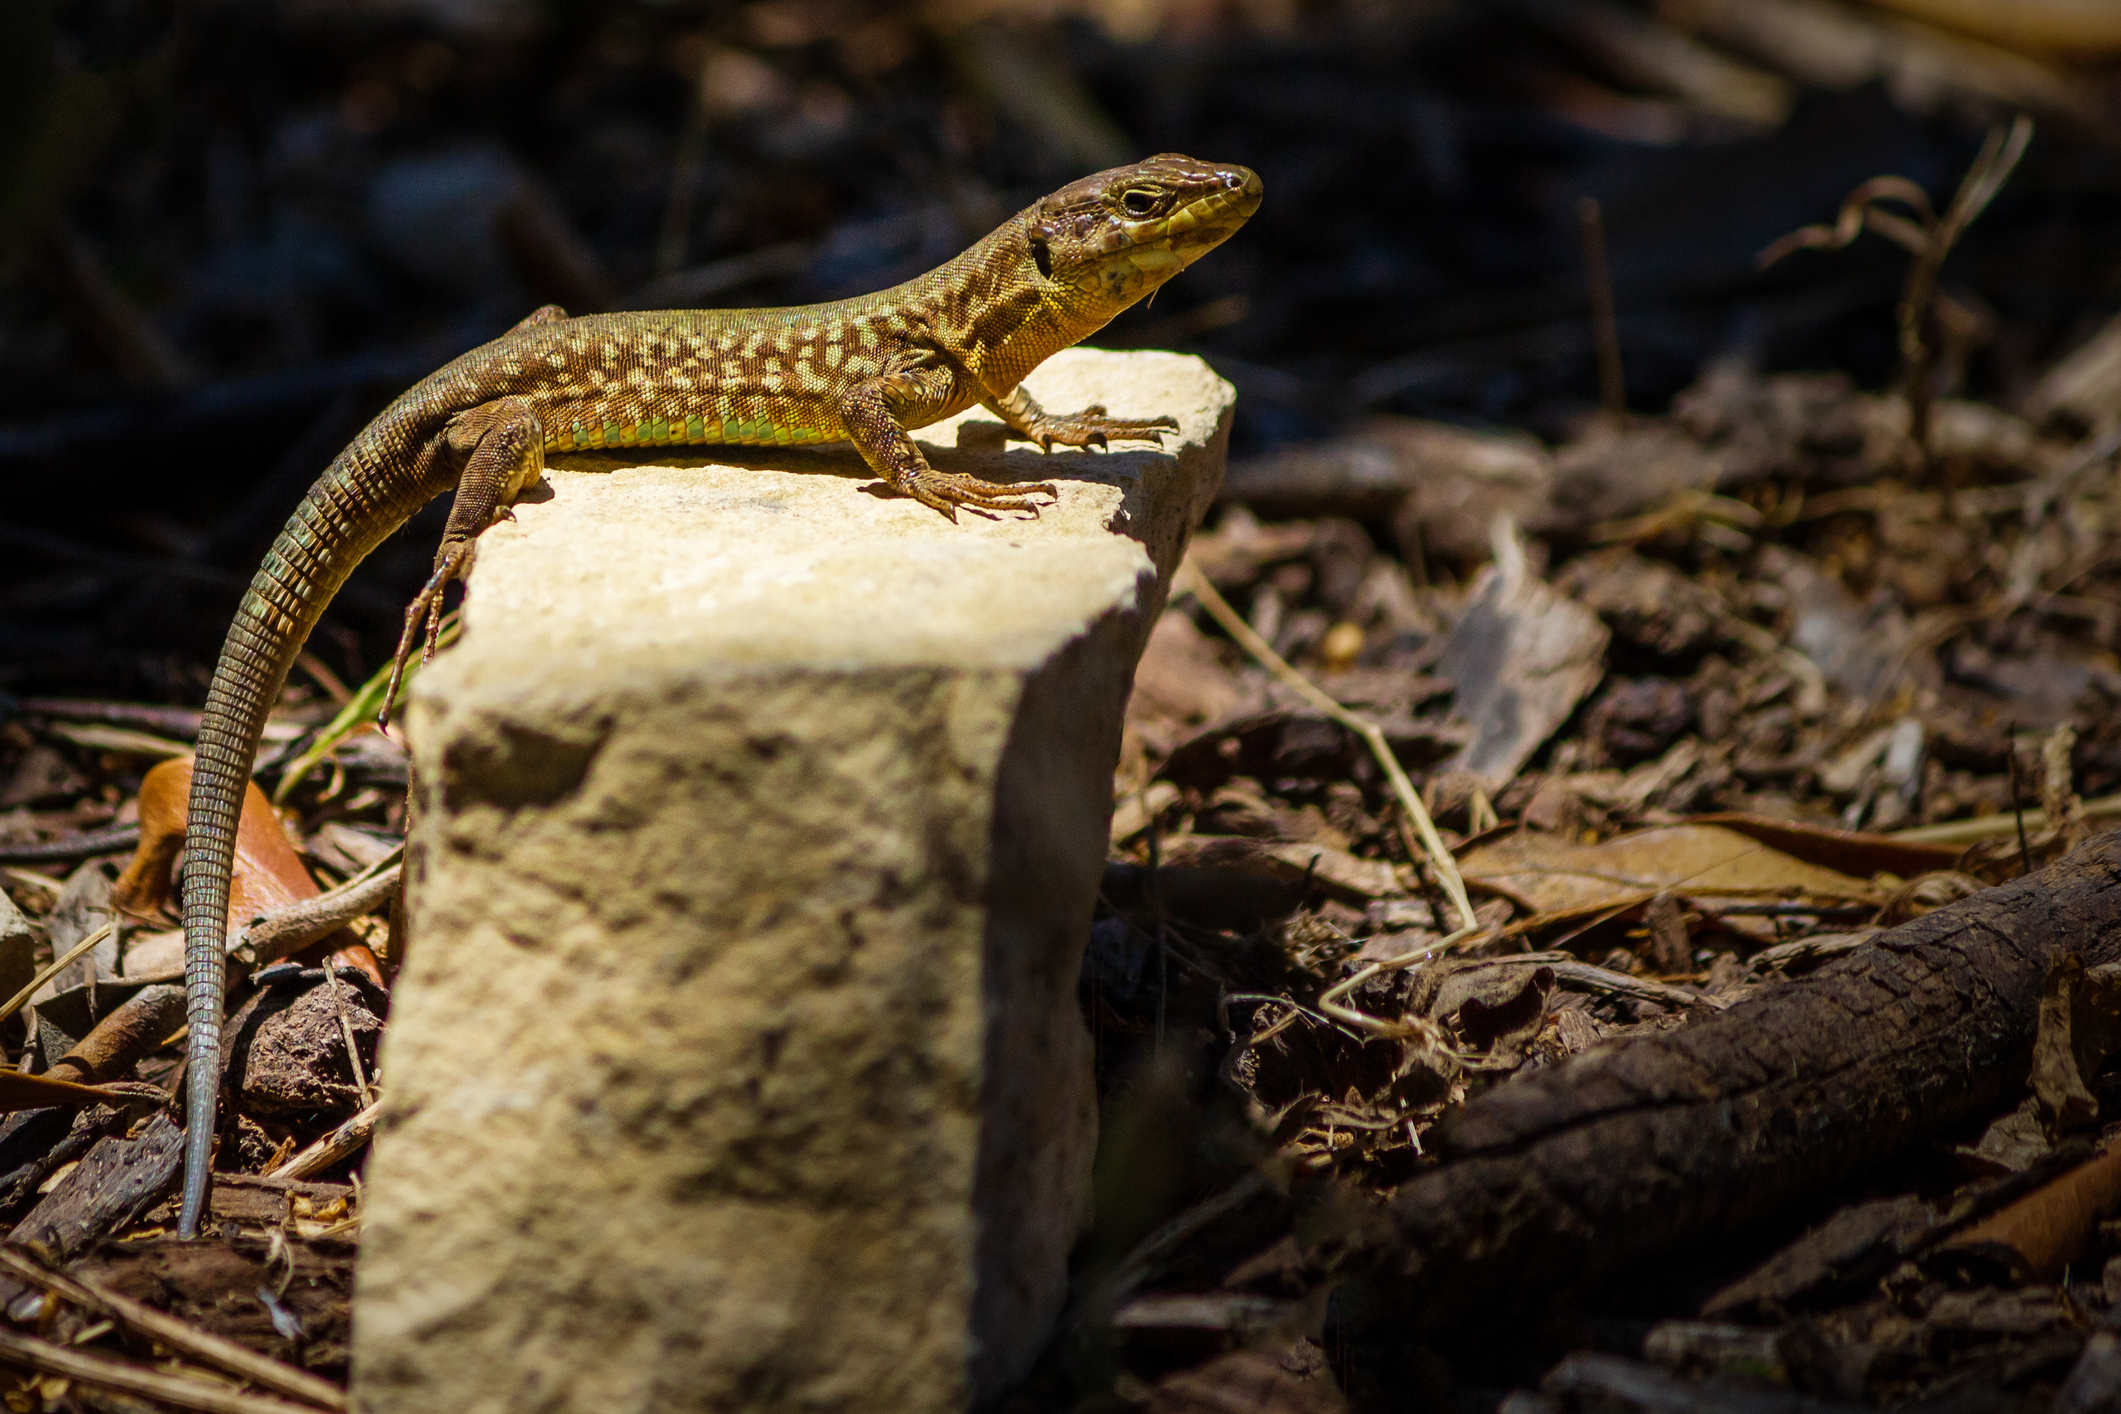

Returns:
1685,812,1964,878
110,756,386,984
113,757,316,925
1437,524,1608,791
1159,835,1403,902
1459,823,1881,918
1145,1349,1346,1414
1932,1140,2121,1284
1127,611,1249,757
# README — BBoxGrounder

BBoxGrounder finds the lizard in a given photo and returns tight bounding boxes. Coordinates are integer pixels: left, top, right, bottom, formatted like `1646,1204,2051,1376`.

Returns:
176,153,1261,1237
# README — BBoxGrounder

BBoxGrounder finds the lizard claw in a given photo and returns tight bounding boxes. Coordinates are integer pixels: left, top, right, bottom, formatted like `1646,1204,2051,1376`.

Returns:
897,468,1058,520
1018,409,1177,450
379,540,476,729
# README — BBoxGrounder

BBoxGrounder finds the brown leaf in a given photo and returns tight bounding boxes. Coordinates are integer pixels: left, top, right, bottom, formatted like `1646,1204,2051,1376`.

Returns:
1459,823,1880,919
112,757,317,924
1437,527,1609,792
0,1071,134,1113
1128,611,1249,757
1684,811,1964,879
1145,1349,1346,1414
1158,835,1403,903
1451,966,1554,1055
2030,955,2121,1140
1933,1140,2121,1284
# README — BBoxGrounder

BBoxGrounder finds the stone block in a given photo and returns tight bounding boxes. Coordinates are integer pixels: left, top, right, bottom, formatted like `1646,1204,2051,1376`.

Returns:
351,349,1233,1412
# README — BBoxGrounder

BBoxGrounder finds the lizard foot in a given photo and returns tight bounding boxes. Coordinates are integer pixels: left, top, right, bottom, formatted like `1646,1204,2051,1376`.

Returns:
897,469,1059,522
1019,405,1178,451
379,539,476,728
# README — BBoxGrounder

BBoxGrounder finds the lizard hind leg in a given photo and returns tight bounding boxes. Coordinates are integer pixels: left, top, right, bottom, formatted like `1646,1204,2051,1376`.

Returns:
900,466,1059,521
378,396,545,726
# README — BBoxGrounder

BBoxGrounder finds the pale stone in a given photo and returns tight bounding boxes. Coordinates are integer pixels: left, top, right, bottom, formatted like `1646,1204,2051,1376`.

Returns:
351,349,1233,1414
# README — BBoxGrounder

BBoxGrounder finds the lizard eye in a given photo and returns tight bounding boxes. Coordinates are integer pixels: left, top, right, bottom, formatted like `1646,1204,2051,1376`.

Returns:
1121,188,1159,218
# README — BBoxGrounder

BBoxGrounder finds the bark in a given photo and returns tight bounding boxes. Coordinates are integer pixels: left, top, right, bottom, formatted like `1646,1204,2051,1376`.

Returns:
1358,831,2121,1329
11,1113,182,1263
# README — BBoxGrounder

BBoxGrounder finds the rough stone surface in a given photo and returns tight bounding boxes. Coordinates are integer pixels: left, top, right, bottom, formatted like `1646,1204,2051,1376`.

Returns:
351,349,1233,1413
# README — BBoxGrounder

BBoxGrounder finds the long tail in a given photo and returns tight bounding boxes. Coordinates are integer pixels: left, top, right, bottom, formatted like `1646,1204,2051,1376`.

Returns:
179,442,440,1238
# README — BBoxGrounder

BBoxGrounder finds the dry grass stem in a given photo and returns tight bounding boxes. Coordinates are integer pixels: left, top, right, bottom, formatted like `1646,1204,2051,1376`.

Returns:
1759,114,2033,464
0,1320,324,1414
268,1098,382,1181
1175,561,1476,932
1176,563,1486,1036
0,1248,347,1411
1893,790,2121,845
0,921,115,1025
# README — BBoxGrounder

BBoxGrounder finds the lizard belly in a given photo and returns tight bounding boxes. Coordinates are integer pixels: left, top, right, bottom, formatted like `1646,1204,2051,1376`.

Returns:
543,389,848,452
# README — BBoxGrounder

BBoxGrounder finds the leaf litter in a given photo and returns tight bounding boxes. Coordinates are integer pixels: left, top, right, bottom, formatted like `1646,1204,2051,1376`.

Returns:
14,6,2121,1414
1070,144,2121,1414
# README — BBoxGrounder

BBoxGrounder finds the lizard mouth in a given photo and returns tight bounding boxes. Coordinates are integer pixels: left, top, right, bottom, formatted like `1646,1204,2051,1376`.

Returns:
1148,164,1263,269
1145,164,1263,260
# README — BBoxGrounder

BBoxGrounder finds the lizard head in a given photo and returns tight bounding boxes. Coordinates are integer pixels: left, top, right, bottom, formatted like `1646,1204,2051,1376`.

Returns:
1023,154,1262,323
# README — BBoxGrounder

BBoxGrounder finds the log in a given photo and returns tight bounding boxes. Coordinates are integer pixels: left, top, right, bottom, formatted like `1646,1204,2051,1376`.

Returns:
1358,831,2121,1329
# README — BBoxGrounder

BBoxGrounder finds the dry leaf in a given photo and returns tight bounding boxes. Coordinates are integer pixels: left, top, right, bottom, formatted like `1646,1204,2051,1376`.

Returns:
1459,822,1881,918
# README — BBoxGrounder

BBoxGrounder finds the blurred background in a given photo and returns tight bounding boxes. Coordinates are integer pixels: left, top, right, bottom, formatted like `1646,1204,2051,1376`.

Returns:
7,0,2121,699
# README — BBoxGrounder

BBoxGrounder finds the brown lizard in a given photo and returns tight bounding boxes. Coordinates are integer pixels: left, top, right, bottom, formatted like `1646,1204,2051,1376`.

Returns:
177,154,1261,1236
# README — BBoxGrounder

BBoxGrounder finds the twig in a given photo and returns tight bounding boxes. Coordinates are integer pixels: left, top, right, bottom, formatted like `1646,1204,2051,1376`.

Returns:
323,961,374,1106
25,223,193,391
1175,562,1475,933
1901,115,2033,460
2007,725,2034,877
0,921,115,1024
1578,196,1626,421
1145,818,1169,1055
227,861,402,970
18,698,207,738
0,1247,347,1411
268,1099,382,1181
0,825,143,864
1760,114,2033,469
0,868,65,898
0,1320,324,1414
1893,790,2121,845
1175,561,1486,1036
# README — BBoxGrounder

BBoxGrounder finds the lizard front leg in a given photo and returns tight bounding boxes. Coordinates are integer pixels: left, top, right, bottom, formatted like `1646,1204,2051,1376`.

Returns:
379,395,545,723
985,381,1177,451
840,367,1056,522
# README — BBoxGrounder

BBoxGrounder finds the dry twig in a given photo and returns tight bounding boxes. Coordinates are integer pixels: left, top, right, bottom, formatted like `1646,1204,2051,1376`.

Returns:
1174,563,1479,1035
227,860,401,971
0,1320,323,1414
1760,114,2032,466
0,921,115,1025
268,1099,382,1182
0,1247,346,1411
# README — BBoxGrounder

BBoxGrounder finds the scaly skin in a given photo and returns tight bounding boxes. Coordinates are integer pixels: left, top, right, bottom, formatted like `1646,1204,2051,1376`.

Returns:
178,154,1262,1236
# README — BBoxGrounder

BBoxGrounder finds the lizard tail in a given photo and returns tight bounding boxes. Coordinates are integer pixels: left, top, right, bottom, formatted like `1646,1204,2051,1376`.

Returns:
179,446,440,1239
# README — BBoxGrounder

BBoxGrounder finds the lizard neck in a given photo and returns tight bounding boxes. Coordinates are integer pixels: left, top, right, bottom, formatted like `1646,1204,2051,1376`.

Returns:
918,211,1124,396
